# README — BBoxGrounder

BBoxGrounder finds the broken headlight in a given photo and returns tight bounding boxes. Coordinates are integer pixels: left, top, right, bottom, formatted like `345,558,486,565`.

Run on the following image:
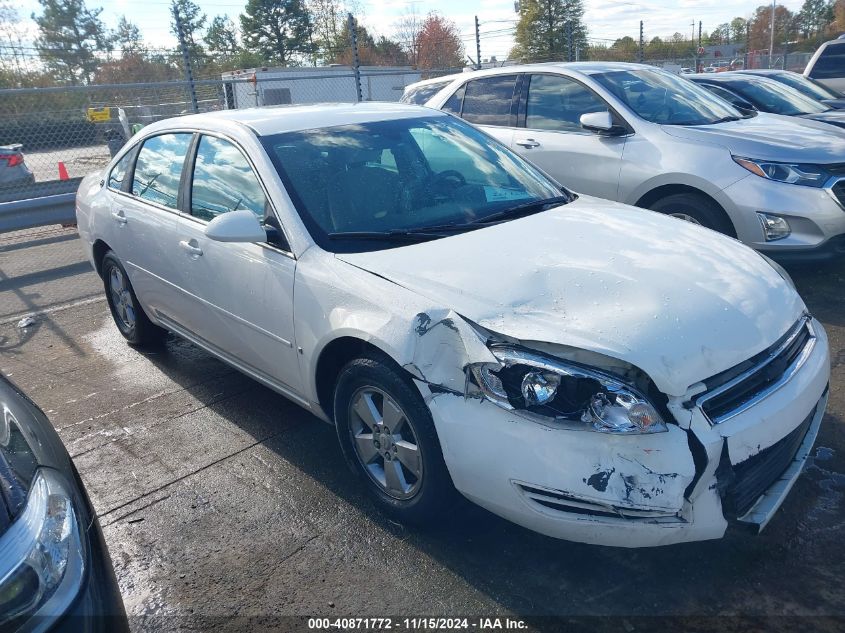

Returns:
469,347,667,434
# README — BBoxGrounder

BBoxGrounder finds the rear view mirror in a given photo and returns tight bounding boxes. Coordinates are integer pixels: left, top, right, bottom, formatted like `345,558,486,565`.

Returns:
580,111,626,136
204,210,267,243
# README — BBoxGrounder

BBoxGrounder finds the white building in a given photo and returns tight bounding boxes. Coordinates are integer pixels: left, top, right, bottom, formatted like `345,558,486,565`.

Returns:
221,65,422,109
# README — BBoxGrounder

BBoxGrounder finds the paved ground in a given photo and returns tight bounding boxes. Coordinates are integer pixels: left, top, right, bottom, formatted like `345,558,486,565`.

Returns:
1,225,844,632
25,144,111,183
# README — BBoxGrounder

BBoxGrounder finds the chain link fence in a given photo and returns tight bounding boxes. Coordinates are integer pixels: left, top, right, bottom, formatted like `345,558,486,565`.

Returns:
0,67,428,208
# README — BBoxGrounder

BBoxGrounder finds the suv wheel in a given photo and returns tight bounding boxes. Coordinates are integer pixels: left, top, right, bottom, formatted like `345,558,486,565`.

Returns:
333,352,458,525
102,252,166,347
649,193,735,236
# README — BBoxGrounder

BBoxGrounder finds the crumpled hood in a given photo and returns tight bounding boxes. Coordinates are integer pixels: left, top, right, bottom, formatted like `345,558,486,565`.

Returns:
337,197,805,396
661,112,845,163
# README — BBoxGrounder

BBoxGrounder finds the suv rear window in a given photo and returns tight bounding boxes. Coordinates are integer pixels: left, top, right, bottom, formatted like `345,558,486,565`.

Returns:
460,75,518,126
401,81,450,105
809,42,845,79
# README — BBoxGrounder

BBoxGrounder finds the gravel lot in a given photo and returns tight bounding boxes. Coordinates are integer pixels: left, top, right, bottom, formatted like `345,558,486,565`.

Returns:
1,225,843,632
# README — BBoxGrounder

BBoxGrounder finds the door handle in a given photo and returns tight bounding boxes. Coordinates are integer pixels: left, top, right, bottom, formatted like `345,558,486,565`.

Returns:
111,210,127,224
515,138,540,148
179,240,203,257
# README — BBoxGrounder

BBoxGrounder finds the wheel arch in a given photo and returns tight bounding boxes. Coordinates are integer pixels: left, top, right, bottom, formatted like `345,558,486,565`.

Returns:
313,335,412,424
92,239,112,278
634,184,736,237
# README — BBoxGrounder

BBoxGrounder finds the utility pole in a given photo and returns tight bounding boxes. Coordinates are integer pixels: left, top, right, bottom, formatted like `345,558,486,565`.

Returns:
769,0,776,68
638,20,644,62
691,19,697,71
745,21,751,69
567,22,574,61
348,13,362,103
475,15,482,70
698,20,703,70
173,6,198,114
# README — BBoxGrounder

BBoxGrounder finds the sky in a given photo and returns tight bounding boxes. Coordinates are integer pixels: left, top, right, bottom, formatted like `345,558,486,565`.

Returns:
12,0,808,61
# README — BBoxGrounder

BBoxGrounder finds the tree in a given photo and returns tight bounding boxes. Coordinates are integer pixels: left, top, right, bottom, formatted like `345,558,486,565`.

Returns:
329,19,407,65
170,0,206,59
114,16,142,56
416,12,464,69
240,0,313,66
32,0,109,84
749,4,795,51
394,7,422,66
0,3,30,84
730,17,748,43
797,0,833,37
709,23,731,44
511,0,588,63
205,14,239,57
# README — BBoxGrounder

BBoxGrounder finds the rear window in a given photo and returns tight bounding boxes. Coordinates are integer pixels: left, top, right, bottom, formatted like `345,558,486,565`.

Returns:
131,133,193,209
809,42,845,79
401,81,450,105
460,75,518,127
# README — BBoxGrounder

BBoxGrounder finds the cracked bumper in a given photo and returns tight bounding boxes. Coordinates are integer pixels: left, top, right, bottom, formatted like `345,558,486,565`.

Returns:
422,323,829,547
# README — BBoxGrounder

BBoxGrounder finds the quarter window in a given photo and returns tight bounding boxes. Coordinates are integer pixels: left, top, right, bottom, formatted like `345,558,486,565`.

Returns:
461,75,518,126
442,83,465,115
525,74,607,132
108,151,133,191
131,133,192,209
190,135,266,222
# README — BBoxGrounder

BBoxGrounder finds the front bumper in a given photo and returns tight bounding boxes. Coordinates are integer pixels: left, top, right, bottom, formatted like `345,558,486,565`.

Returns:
722,174,845,257
424,321,830,547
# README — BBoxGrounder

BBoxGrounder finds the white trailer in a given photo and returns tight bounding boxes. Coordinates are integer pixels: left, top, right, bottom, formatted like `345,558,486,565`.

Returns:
221,66,422,109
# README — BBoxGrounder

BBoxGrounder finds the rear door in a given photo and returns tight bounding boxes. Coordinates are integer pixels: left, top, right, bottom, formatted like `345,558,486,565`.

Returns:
511,73,628,198
110,132,193,319
165,133,303,397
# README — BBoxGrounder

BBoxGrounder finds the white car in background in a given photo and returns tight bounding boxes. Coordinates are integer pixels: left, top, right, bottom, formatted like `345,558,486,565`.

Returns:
413,62,845,262
76,103,829,547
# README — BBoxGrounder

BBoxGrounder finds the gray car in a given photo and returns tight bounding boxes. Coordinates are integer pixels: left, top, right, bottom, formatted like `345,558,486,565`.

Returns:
0,143,35,188
415,62,845,262
738,69,845,109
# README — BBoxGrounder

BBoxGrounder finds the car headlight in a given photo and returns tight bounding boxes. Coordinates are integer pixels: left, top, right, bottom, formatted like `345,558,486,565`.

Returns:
733,156,829,187
468,347,667,434
0,468,85,631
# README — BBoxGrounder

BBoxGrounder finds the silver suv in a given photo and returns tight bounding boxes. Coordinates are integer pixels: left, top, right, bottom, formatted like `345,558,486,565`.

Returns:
414,62,845,261
805,38,845,94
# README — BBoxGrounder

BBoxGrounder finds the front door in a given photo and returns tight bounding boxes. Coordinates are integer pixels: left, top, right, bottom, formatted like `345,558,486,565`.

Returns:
511,73,628,199
166,134,302,397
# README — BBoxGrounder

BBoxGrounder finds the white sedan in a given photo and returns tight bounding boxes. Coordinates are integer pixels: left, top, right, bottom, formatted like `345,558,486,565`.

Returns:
76,103,829,547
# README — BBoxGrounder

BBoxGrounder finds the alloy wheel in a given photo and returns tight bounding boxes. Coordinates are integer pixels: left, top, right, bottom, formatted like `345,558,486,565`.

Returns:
108,266,136,330
348,386,423,500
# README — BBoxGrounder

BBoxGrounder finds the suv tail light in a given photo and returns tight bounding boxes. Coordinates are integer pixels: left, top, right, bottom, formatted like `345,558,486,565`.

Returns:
0,154,23,167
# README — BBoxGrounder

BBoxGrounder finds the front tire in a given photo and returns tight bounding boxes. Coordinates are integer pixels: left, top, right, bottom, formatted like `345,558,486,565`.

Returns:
102,251,166,347
333,353,457,525
648,192,735,236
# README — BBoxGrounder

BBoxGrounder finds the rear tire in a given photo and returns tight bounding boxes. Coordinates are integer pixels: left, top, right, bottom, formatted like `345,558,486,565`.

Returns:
101,251,166,347
333,352,458,526
648,192,735,236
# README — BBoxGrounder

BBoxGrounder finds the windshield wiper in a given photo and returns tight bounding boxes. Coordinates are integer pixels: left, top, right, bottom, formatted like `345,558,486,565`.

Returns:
470,195,572,225
327,229,451,242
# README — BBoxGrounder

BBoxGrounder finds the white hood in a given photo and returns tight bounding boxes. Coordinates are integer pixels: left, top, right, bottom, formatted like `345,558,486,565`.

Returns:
337,197,806,396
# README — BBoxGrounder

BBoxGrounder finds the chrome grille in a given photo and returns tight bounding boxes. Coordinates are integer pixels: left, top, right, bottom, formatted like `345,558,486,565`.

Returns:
694,316,815,424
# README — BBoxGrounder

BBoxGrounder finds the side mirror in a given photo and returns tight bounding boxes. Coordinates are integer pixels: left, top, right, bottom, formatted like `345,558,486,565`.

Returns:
580,111,625,136
204,209,267,243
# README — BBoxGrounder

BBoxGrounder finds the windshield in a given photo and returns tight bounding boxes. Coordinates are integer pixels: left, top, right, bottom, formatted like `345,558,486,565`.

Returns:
770,72,841,100
592,68,744,125
726,78,830,115
260,116,564,252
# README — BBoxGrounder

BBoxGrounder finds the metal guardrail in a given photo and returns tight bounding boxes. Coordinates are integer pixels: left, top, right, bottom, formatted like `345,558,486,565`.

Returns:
0,184,78,233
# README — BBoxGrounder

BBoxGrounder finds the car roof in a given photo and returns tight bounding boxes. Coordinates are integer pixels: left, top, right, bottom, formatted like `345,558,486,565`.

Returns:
411,61,655,83
149,102,446,136
689,72,770,84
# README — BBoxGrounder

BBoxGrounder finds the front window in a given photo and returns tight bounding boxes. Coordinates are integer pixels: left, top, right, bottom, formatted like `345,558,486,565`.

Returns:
525,74,608,132
190,135,266,221
725,79,830,115
592,68,744,125
260,116,564,252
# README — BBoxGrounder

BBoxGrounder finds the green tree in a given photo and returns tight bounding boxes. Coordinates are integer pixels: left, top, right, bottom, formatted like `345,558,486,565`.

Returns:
511,0,588,62
730,17,748,43
114,15,142,55
798,0,833,37
32,0,108,84
240,0,313,66
205,14,239,57
170,0,206,59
